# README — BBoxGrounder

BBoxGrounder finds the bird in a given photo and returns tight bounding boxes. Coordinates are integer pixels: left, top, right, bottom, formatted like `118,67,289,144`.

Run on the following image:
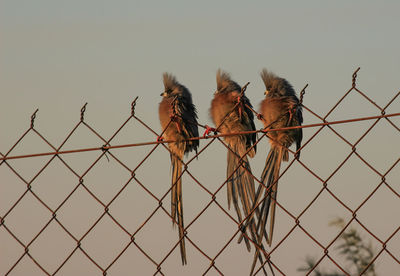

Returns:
250,69,303,274
210,69,259,251
158,73,199,265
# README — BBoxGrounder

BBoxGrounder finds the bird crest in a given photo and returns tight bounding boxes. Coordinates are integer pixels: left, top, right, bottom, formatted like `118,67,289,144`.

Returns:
216,69,241,93
260,69,277,87
162,73,193,101
260,69,295,97
163,73,180,92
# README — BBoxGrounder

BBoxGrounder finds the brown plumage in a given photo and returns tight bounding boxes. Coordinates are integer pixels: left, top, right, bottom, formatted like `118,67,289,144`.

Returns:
250,69,303,275
159,73,199,265
210,70,259,251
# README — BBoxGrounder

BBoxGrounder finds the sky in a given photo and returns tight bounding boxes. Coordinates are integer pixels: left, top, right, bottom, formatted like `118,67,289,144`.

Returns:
1,1,399,275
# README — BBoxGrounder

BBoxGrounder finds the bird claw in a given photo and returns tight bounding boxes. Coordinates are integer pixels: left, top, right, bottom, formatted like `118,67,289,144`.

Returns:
157,136,164,142
288,104,299,124
236,96,244,119
257,113,263,120
288,107,296,124
203,125,217,137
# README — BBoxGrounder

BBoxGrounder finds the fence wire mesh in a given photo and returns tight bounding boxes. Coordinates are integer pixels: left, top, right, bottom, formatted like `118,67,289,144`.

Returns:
1,68,399,275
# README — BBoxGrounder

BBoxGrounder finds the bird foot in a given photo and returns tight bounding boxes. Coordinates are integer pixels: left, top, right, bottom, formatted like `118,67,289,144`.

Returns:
203,125,217,137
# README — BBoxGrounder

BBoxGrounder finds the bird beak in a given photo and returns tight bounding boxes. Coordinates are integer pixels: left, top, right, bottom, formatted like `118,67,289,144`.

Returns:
160,91,167,97
214,90,218,95
264,90,269,95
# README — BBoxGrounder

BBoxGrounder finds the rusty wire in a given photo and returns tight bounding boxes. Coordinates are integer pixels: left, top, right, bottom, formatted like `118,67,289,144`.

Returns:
1,68,399,275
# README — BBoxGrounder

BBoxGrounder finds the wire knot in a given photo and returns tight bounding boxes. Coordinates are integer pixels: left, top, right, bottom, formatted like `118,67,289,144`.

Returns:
80,103,88,122
299,84,308,105
131,96,138,116
352,67,361,88
101,144,109,152
30,109,39,128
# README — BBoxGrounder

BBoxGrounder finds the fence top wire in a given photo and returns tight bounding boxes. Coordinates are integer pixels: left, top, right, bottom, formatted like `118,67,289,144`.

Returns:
1,112,399,162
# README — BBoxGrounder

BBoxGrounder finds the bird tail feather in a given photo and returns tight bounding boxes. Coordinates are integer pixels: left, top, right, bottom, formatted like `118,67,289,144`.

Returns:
171,154,187,265
249,146,283,275
227,141,270,275
227,140,259,252
261,146,282,246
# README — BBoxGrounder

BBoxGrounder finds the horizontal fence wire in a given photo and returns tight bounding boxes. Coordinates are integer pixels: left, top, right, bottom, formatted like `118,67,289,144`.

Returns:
1,68,399,275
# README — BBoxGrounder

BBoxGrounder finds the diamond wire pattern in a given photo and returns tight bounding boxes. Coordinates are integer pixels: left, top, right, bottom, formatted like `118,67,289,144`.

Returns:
1,69,399,275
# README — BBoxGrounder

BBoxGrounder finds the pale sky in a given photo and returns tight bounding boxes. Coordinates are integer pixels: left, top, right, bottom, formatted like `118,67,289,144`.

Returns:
1,1,399,275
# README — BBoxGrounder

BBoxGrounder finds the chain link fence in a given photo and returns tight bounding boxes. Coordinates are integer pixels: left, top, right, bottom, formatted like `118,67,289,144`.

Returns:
1,68,399,275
